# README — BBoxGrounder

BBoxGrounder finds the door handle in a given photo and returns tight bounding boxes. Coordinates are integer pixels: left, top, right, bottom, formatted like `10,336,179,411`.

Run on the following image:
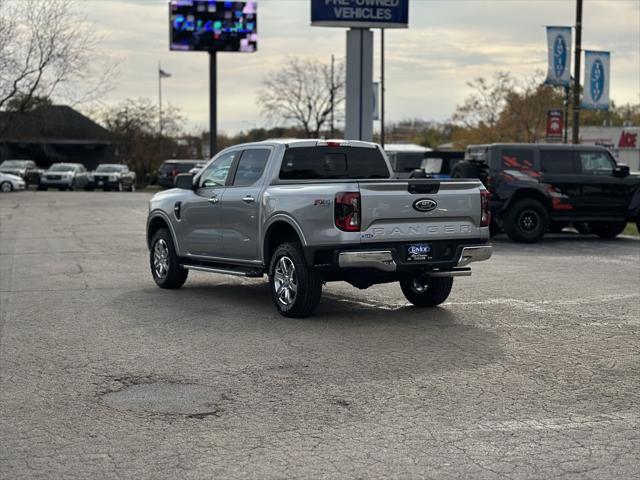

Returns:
208,195,219,205
242,195,255,203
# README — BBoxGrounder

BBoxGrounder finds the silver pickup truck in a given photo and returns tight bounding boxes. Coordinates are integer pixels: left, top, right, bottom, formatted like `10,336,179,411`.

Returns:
146,140,492,317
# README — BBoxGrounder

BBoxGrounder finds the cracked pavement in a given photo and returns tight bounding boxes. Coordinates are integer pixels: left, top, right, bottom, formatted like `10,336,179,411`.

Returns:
1,191,639,479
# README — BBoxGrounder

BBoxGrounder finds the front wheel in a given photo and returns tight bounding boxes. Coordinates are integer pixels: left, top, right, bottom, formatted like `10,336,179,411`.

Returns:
400,276,454,307
268,242,322,318
149,228,188,289
589,221,626,239
1,181,13,192
503,199,549,243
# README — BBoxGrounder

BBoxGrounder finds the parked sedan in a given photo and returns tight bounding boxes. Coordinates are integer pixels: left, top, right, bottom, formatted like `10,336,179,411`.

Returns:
89,164,136,191
0,173,26,192
0,159,42,187
38,163,90,191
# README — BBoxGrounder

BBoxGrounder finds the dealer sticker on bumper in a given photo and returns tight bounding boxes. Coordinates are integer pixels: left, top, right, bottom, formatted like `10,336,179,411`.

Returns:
406,243,432,261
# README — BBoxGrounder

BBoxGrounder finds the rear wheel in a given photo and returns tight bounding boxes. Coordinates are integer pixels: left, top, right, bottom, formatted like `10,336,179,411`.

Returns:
503,198,549,243
150,228,188,289
268,242,322,318
1,181,13,192
588,221,626,239
400,276,454,307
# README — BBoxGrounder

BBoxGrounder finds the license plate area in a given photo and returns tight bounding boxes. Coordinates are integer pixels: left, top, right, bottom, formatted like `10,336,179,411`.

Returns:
406,243,433,262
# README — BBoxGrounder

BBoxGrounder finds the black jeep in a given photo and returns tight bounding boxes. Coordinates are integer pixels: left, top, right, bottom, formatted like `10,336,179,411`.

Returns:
451,144,640,242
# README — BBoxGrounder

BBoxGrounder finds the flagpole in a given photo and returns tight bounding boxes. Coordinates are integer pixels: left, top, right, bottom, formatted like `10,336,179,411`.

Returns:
158,61,163,137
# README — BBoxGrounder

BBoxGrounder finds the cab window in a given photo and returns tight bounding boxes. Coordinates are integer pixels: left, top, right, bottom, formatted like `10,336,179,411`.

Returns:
540,151,579,174
579,152,614,175
232,149,270,187
198,151,236,188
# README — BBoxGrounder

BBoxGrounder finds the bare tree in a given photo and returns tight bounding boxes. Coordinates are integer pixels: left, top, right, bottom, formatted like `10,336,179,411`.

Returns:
258,56,345,138
0,0,118,112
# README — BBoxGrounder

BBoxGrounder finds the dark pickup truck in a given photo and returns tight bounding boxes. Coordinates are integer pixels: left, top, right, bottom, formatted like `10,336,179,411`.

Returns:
451,144,640,242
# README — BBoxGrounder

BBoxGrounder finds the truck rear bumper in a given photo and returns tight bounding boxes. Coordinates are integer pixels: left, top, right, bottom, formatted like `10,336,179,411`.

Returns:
337,245,492,273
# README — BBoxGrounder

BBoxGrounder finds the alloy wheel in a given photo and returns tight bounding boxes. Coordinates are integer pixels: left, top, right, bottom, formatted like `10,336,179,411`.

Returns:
274,256,297,307
153,239,170,279
518,209,539,233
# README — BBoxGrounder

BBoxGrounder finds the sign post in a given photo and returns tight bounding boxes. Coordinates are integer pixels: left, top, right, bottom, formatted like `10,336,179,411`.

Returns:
311,0,408,142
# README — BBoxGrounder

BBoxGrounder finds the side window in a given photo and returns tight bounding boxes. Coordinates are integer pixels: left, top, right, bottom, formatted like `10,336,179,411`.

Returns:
501,149,536,170
232,149,270,187
198,151,236,188
579,152,614,175
541,151,579,174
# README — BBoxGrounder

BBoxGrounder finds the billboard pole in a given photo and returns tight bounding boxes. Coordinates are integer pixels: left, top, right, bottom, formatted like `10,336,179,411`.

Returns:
380,28,385,148
572,0,583,144
209,51,217,157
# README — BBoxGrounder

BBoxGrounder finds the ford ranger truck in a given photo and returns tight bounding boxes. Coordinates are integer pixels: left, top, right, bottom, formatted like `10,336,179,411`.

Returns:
146,140,492,318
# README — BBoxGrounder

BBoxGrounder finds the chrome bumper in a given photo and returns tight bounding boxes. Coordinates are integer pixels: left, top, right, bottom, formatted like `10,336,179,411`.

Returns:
457,245,493,267
338,250,397,272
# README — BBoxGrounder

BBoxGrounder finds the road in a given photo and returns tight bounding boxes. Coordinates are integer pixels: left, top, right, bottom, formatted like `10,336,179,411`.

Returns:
1,191,639,479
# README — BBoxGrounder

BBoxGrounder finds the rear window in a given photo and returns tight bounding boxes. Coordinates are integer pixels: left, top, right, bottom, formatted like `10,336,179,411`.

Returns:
279,147,390,180
501,148,536,169
160,162,196,174
540,151,578,174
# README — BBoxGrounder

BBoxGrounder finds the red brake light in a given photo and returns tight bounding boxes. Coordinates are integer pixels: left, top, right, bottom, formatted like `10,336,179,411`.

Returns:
480,189,491,227
327,141,342,148
335,192,361,232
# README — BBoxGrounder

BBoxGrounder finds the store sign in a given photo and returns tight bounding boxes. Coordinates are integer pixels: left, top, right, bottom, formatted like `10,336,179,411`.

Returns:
546,109,564,140
311,0,409,28
619,131,637,148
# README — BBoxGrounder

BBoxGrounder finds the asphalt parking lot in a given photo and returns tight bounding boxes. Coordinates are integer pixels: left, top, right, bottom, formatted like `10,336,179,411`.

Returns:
1,191,639,479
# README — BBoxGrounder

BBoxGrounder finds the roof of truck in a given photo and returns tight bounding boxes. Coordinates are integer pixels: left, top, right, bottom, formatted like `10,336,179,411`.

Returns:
467,143,611,151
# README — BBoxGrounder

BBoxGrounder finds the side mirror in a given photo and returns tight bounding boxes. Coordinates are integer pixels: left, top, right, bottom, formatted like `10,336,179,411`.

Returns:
613,164,630,178
174,173,194,189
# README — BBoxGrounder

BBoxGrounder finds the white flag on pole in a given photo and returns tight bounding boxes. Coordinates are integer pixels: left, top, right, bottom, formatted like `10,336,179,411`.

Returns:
582,51,610,110
545,26,572,86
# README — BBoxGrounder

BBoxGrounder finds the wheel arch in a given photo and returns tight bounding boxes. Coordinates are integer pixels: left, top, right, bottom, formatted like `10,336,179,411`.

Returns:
146,211,179,251
262,216,306,267
501,187,551,212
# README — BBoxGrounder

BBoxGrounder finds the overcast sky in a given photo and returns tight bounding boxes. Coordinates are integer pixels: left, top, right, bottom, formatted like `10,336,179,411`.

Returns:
84,0,640,134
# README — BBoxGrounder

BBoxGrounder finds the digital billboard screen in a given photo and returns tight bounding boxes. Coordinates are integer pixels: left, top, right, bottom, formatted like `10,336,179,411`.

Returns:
170,1,257,52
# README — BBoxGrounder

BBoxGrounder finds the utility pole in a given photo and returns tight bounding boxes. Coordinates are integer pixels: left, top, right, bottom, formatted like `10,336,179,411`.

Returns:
572,0,583,144
158,61,163,137
209,52,217,157
330,54,335,138
563,84,570,143
380,28,385,148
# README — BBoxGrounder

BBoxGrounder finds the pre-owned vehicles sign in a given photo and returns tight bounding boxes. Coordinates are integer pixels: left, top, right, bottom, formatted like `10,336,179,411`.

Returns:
311,0,409,28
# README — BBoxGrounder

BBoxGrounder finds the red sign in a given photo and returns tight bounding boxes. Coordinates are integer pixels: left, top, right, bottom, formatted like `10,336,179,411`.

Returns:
618,131,637,148
546,109,564,139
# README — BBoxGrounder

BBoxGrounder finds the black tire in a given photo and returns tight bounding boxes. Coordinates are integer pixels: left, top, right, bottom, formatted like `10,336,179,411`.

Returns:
1,181,13,193
150,228,188,289
268,242,322,318
503,198,549,243
588,221,627,240
636,221,640,235
400,276,454,307
451,161,479,179
37,185,47,191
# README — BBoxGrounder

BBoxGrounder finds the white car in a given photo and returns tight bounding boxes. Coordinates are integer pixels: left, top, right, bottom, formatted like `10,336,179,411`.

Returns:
0,173,26,192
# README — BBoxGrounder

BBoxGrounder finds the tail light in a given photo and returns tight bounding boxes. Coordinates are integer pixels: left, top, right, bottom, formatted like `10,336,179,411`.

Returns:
335,192,361,232
171,168,178,177
480,189,491,227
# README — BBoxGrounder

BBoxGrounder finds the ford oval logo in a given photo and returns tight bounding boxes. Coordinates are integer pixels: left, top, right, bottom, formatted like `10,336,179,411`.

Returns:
553,35,567,78
413,198,437,212
590,59,605,102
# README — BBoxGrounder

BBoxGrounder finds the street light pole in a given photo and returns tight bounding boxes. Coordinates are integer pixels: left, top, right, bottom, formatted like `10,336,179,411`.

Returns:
572,0,583,144
209,51,217,157
380,28,385,148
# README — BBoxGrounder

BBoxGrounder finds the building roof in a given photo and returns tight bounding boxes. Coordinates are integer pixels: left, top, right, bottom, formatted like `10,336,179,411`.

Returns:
0,105,116,144
382,143,432,153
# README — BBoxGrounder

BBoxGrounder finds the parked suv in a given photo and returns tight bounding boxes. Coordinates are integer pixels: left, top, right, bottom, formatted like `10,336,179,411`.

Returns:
39,163,90,191
452,144,640,242
158,160,203,188
0,159,42,187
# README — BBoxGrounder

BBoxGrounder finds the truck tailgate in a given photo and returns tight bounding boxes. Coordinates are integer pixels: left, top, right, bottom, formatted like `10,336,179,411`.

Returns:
358,180,484,243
